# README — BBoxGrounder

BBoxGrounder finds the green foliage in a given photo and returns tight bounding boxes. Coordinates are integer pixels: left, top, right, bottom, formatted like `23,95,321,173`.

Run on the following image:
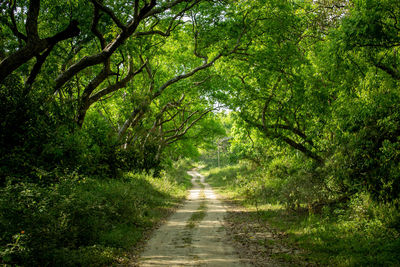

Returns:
205,154,328,210
2,0,400,265
161,158,194,189
0,75,68,184
331,91,400,201
339,0,400,50
0,170,189,266
206,164,400,266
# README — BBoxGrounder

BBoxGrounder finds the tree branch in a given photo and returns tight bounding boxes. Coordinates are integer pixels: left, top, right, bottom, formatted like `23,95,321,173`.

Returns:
243,115,323,163
134,0,195,38
8,1,27,42
25,44,55,92
192,12,208,62
165,110,200,134
374,62,400,80
144,0,190,18
26,0,40,41
153,53,222,98
90,0,126,30
165,109,212,145
76,65,111,126
88,59,147,105
281,136,323,163
54,0,158,90
118,107,146,138
46,20,80,45
0,18,80,84
91,4,106,49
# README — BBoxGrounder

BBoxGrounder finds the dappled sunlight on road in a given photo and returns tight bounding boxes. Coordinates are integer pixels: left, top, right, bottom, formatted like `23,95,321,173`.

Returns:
139,170,251,267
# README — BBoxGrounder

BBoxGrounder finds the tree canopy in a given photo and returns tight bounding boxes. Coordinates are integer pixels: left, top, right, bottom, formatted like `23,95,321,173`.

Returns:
1,0,399,198
2,0,400,265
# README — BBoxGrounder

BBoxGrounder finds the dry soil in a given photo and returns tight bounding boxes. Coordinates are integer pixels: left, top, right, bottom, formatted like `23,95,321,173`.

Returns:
138,169,251,267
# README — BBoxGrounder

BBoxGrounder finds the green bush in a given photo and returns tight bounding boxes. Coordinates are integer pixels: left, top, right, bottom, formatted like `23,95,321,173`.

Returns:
161,158,194,188
206,163,400,266
206,156,331,211
333,91,400,202
0,171,188,266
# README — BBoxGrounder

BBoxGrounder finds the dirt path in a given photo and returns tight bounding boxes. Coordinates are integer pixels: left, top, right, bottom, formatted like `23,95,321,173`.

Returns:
138,170,251,266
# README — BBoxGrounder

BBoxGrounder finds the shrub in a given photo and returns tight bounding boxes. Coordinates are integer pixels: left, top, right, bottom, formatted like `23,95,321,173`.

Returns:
0,171,188,266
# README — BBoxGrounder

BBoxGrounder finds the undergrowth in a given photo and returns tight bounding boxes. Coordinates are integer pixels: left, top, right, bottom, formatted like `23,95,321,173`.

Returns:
204,164,400,266
0,159,192,266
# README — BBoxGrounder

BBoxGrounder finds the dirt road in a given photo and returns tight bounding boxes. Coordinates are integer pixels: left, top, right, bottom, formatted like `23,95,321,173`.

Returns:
139,169,250,266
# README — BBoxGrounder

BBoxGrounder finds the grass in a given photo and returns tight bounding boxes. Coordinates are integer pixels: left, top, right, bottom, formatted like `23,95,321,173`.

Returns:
203,164,400,266
0,163,193,266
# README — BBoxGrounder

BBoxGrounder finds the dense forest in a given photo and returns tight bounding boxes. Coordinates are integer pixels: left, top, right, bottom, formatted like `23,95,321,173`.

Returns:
1,0,399,265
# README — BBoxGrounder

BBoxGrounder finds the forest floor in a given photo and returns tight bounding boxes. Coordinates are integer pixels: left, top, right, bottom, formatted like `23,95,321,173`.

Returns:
221,201,309,267
135,169,253,266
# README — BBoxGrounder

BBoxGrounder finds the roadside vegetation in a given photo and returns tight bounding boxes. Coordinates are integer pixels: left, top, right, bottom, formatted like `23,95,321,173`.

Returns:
0,160,192,266
203,163,400,266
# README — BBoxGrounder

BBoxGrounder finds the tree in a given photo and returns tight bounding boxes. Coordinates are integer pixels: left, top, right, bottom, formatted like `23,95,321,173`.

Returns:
0,0,80,86
1,0,243,127
210,0,329,163
0,0,247,179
